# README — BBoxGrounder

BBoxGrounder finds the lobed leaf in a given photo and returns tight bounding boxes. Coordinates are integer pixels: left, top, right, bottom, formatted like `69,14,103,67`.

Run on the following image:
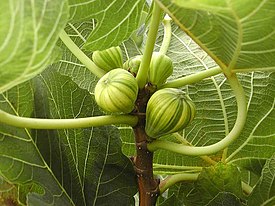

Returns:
156,0,275,73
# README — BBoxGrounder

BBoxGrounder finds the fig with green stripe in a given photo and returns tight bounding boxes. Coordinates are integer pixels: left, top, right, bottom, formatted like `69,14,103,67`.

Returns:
148,52,173,88
92,46,123,72
145,88,196,138
94,68,138,113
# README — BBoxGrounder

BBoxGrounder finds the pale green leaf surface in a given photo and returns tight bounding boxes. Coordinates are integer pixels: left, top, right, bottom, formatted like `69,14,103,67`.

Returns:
68,0,145,51
248,153,275,206
0,0,69,93
157,0,275,73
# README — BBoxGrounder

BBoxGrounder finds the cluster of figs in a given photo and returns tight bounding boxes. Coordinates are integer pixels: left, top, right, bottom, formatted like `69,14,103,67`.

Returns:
93,46,196,139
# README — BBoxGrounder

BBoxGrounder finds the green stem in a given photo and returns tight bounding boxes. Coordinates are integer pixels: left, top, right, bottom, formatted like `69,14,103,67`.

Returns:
153,163,203,171
242,182,253,195
159,67,222,89
0,109,138,129
148,74,247,156
59,30,106,78
159,173,252,195
159,173,199,194
136,2,162,89
173,133,217,165
159,14,172,55
221,148,228,162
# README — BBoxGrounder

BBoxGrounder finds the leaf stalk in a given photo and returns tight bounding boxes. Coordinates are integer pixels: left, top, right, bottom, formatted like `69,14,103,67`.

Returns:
0,110,138,129
136,2,162,89
159,173,199,194
159,14,172,55
59,30,106,78
159,67,222,89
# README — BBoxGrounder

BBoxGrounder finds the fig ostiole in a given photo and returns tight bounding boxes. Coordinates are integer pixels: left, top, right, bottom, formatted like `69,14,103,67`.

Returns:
94,68,138,113
145,88,196,138
92,46,123,72
123,55,142,76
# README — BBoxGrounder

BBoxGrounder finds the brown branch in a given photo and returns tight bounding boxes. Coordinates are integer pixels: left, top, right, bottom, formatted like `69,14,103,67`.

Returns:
132,88,160,206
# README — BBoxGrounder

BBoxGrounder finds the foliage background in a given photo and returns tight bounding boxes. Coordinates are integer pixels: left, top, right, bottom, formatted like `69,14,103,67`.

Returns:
0,0,274,205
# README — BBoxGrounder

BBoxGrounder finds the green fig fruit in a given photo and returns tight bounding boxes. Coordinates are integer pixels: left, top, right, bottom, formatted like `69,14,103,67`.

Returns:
123,55,142,76
94,68,138,113
92,46,123,72
148,52,173,88
145,88,196,138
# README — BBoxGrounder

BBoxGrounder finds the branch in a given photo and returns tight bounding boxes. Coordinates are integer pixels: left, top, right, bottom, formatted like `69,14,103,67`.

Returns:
0,110,138,129
132,89,160,206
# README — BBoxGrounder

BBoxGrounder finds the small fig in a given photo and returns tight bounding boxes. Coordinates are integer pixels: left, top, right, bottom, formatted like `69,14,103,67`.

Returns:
145,88,196,138
148,52,173,88
123,55,142,76
94,68,138,113
92,46,123,72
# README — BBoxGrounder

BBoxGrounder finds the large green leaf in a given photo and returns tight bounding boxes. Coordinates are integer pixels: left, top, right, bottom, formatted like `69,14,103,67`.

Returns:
0,0,69,93
156,0,275,73
0,81,73,205
0,68,137,205
68,0,145,51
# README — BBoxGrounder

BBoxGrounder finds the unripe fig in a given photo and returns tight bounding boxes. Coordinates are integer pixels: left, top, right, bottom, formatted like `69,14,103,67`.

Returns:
123,55,142,76
145,88,196,138
148,52,173,87
92,46,123,72
94,68,138,113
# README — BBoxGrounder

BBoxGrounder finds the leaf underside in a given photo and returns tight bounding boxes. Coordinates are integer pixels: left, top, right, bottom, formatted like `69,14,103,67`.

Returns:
0,0,69,93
